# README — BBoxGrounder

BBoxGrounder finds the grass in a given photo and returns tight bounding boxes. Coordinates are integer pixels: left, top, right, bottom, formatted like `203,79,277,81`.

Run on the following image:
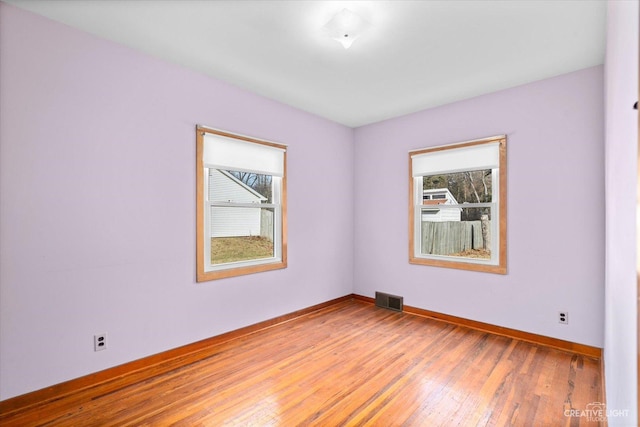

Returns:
449,248,491,259
211,236,274,264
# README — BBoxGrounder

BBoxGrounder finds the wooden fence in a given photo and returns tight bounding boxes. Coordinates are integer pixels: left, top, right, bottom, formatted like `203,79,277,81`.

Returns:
421,220,484,255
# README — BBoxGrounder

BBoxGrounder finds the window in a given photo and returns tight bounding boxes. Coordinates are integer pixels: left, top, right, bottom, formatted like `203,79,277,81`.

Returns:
409,135,506,274
196,126,287,281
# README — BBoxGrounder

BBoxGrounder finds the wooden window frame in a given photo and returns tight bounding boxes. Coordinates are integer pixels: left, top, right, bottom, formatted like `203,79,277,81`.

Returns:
196,126,287,282
409,135,507,274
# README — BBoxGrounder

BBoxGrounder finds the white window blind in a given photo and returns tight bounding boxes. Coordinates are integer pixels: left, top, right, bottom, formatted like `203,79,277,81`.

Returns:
203,132,285,176
411,141,501,177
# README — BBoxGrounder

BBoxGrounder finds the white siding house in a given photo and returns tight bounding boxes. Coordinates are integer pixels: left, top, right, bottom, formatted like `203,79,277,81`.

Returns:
421,188,461,222
209,169,267,238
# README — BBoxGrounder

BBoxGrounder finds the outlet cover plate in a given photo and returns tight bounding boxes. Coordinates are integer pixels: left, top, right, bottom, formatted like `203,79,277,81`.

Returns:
558,312,568,325
94,333,107,351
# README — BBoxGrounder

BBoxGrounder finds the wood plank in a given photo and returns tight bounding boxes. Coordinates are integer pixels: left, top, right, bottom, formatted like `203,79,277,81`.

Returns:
353,293,602,358
0,299,603,426
0,295,351,417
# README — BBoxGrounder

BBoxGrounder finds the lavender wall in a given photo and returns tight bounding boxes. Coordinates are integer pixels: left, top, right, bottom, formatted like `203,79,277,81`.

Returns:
604,1,638,424
354,66,605,348
0,3,354,400
0,1,611,404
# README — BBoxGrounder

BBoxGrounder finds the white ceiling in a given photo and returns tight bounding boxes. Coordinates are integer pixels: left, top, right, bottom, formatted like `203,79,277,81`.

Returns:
5,0,606,127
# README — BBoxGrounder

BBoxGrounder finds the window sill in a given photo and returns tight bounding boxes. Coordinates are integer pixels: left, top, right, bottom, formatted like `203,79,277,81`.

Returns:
197,259,287,282
409,256,506,275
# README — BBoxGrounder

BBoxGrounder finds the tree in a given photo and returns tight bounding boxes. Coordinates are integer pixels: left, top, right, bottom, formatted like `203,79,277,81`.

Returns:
423,170,492,208
423,170,492,249
228,171,273,203
463,170,491,250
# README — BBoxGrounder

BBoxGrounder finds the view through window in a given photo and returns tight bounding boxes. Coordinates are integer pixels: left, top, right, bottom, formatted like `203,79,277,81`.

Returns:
409,136,506,274
197,127,287,281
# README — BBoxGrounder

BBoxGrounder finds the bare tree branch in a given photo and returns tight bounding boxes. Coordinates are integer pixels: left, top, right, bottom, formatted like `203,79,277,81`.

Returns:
465,172,481,203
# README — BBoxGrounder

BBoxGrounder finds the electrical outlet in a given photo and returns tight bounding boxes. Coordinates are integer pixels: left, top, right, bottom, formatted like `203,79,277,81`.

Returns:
558,312,568,325
94,333,107,351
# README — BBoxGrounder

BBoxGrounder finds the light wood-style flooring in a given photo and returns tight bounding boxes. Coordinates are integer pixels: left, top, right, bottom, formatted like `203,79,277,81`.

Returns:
0,300,602,426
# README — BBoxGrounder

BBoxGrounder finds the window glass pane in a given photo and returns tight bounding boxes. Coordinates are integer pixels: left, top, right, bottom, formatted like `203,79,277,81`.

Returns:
209,169,273,203
422,170,493,204
210,206,275,264
420,206,492,260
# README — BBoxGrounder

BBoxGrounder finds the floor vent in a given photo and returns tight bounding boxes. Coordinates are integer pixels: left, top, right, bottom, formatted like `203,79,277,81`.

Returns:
375,292,404,312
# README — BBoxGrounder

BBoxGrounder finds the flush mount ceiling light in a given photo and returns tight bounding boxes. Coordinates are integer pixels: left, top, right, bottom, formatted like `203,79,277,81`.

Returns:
322,8,371,49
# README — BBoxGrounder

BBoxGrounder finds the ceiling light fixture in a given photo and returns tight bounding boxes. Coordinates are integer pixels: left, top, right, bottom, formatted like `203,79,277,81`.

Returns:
322,8,371,49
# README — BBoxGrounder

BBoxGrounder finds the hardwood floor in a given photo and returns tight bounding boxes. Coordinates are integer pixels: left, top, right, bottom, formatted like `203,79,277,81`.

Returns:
0,299,602,426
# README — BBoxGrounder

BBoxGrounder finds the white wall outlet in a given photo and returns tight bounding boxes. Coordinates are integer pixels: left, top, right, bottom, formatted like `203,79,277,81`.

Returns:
558,312,569,325
94,333,107,351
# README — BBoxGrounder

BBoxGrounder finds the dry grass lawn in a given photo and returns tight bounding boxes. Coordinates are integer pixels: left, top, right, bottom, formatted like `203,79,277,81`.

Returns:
450,248,491,259
211,236,274,264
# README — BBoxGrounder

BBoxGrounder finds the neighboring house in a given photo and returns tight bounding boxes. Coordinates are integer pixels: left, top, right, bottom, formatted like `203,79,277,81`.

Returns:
209,169,267,238
421,188,461,222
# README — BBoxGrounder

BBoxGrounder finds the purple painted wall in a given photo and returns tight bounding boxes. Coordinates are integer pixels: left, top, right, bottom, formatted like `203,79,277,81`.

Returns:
0,1,611,403
0,3,354,399
604,1,638,424
354,66,605,348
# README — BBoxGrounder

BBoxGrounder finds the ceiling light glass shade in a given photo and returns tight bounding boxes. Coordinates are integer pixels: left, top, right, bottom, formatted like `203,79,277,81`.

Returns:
322,8,371,49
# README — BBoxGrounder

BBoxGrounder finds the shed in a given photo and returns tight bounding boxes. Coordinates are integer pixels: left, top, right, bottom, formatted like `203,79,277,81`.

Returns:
421,188,461,222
